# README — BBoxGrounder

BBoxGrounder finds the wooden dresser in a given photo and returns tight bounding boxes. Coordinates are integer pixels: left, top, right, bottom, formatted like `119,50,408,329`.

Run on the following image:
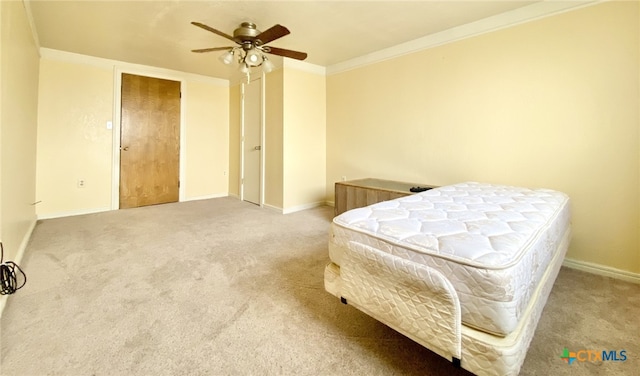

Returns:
334,178,437,216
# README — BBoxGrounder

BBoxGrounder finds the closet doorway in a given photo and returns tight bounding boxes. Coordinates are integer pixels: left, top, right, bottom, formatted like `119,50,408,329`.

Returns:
242,76,262,205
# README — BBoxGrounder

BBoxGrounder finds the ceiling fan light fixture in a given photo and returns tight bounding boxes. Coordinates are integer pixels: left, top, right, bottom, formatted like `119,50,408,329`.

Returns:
218,49,234,65
245,48,263,67
191,21,307,79
262,57,275,73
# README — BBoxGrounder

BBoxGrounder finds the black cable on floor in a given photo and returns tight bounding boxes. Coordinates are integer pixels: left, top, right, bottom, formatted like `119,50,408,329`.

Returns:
0,242,26,295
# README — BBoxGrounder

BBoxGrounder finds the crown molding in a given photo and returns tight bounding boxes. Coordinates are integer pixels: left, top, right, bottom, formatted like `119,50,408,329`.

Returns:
22,0,41,54
327,0,601,75
39,48,229,87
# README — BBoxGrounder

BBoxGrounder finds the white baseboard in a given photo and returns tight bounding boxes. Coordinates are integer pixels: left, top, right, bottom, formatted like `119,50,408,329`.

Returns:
37,206,111,220
282,201,327,214
563,258,640,284
262,203,283,214
262,201,330,214
184,193,228,202
39,196,232,218
0,218,38,318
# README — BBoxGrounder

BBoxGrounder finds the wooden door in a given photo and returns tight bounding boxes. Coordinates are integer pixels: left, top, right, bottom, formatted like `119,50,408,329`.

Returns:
242,77,261,205
120,73,181,209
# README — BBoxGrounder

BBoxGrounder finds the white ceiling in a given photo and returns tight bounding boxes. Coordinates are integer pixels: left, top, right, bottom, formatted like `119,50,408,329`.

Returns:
26,1,594,81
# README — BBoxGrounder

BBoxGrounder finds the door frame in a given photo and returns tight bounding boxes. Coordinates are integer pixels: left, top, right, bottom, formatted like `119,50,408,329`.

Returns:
111,67,186,210
240,73,266,206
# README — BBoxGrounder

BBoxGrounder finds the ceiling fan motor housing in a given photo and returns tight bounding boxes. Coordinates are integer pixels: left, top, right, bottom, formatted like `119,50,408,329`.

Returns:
234,22,262,48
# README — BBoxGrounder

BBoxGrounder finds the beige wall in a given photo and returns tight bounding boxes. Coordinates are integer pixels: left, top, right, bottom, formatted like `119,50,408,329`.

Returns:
265,69,284,209
327,2,639,273
282,67,326,211
36,59,113,216
184,80,229,199
36,52,230,218
0,0,39,261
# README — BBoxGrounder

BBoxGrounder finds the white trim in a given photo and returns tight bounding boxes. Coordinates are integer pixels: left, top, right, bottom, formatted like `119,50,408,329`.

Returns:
111,67,121,210
265,201,330,214
37,207,111,220
179,81,187,203
0,218,38,318
563,258,640,285
39,48,229,87
184,193,229,202
0,295,9,318
326,200,335,208
283,58,326,76
282,201,327,215
239,83,245,202
260,73,266,207
13,219,36,267
41,48,115,70
22,0,41,53
327,0,600,75
263,203,283,214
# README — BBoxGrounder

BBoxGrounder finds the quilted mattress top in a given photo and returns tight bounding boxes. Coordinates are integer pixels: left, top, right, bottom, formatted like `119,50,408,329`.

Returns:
333,182,570,270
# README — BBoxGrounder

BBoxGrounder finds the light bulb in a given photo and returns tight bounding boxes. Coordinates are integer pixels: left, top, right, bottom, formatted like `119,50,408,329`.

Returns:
245,49,262,67
218,50,234,65
262,57,275,73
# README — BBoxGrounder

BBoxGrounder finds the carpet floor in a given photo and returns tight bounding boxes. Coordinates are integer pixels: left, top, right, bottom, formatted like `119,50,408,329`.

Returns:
1,197,638,375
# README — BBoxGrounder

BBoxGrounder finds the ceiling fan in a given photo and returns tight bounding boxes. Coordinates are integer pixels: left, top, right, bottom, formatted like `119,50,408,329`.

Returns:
191,21,308,74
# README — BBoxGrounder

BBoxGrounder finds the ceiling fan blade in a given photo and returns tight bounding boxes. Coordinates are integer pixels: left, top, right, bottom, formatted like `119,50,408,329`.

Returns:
264,46,307,61
191,22,235,43
256,24,290,45
191,47,234,53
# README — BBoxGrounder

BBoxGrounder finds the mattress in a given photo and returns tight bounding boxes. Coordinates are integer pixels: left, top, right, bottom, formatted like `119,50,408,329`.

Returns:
324,225,571,376
329,182,570,336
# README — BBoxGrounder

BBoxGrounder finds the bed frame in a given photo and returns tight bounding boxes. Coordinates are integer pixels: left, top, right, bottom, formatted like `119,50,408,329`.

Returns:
324,185,570,376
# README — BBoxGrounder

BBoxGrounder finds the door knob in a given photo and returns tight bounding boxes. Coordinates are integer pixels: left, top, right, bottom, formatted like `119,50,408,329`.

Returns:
254,145,261,151
121,146,129,151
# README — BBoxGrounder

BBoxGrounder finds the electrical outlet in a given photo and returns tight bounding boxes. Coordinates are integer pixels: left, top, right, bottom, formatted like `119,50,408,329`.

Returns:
77,179,85,188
